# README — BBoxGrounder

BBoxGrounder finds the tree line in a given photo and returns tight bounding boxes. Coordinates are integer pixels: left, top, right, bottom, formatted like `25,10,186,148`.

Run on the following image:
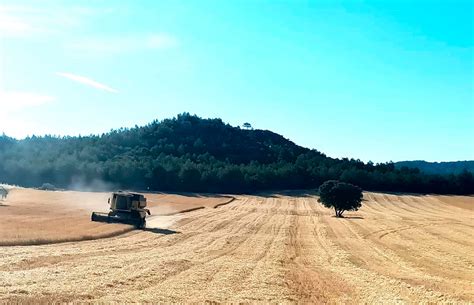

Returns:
395,160,474,175
0,113,473,194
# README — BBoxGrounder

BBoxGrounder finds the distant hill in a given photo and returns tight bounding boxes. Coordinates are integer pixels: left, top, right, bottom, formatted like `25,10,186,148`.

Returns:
395,161,474,175
0,113,473,194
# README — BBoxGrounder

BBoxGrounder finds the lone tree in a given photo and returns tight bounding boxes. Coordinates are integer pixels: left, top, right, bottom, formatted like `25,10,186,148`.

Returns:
318,180,363,217
242,122,252,130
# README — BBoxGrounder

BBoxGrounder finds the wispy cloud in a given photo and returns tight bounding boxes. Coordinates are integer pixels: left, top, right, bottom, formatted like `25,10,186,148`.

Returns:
56,72,118,93
1,4,178,55
0,8,39,37
67,33,178,54
0,90,55,112
147,34,178,49
0,5,114,38
0,90,55,139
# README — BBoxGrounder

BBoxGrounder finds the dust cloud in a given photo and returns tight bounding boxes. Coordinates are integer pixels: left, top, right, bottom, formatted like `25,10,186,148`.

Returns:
146,215,181,229
68,176,118,192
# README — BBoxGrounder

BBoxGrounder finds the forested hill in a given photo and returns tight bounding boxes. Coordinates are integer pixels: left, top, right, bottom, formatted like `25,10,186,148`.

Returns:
395,161,474,175
0,113,473,194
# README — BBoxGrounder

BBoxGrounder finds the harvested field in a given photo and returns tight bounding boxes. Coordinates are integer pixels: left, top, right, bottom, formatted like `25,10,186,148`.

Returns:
0,188,232,246
0,190,473,303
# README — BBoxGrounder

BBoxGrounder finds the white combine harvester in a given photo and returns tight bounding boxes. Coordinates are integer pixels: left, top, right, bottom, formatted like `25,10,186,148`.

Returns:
91,191,151,228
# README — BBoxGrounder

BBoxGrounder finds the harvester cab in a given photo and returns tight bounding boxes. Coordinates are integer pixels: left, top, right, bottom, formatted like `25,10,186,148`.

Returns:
91,192,151,228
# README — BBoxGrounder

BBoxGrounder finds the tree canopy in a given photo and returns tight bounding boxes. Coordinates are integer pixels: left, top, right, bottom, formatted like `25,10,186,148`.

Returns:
318,180,363,217
0,113,473,194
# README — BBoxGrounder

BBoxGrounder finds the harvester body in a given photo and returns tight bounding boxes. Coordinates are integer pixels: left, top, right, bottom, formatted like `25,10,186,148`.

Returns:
91,192,150,228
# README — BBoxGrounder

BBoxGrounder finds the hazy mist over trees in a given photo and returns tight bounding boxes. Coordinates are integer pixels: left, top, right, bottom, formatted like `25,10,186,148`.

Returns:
0,113,473,194
395,161,474,175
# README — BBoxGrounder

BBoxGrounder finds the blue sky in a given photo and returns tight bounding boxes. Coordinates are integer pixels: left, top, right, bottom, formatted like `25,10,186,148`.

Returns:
0,0,472,162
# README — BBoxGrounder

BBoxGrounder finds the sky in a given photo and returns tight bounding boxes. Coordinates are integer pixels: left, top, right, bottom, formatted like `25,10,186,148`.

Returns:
0,0,472,163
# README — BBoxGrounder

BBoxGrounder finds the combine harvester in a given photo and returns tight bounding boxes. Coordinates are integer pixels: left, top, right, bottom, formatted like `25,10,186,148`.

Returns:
91,191,151,228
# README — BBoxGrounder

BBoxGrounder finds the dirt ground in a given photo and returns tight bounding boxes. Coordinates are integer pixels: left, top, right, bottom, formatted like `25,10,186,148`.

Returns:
0,190,473,303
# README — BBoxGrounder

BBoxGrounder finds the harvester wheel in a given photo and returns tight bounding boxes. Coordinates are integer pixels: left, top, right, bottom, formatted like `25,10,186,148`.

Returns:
136,219,146,229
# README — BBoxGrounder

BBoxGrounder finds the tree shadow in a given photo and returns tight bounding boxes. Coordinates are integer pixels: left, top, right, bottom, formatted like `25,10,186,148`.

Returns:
343,216,364,219
142,227,180,235
369,191,474,197
331,215,364,220
253,189,319,198
134,189,235,199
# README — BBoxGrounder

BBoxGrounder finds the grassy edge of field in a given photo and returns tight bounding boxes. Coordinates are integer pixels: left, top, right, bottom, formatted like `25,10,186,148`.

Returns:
0,226,135,247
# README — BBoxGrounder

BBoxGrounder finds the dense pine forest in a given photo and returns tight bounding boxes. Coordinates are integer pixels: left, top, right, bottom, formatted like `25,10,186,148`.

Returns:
1,113,473,194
